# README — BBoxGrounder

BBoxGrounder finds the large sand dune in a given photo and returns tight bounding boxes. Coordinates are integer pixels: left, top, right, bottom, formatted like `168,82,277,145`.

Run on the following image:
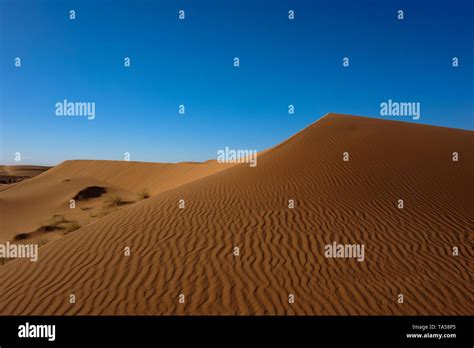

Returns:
0,114,472,315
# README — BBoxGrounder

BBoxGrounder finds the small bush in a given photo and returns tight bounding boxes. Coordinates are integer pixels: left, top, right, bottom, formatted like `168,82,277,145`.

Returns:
137,189,150,200
66,221,81,232
14,233,29,240
38,218,65,232
105,196,124,208
0,257,11,266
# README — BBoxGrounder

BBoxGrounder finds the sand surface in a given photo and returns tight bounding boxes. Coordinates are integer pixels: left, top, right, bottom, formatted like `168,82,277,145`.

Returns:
0,114,472,315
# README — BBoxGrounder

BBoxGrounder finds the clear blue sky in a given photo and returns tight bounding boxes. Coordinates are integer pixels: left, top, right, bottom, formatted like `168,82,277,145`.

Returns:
1,0,473,165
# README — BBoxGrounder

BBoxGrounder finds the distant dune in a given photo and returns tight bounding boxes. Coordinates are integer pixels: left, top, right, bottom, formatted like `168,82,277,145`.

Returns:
0,114,472,315
0,159,235,242
0,165,50,177
0,165,50,187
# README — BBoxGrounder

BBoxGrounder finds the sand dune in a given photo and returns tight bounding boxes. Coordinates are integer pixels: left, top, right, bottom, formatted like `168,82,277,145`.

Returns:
0,165,50,178
0,159,234,242
0,114,472,315
0,165,50,190
43,159,237,196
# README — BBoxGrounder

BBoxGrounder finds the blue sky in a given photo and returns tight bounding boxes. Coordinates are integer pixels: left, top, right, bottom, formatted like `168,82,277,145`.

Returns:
1,0,473,165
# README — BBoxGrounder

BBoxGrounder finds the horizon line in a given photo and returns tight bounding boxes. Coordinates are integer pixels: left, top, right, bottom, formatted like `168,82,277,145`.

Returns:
1,112,473,167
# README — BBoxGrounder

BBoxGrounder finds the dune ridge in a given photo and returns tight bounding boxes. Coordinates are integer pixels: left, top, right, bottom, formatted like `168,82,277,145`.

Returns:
0,113,472,315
